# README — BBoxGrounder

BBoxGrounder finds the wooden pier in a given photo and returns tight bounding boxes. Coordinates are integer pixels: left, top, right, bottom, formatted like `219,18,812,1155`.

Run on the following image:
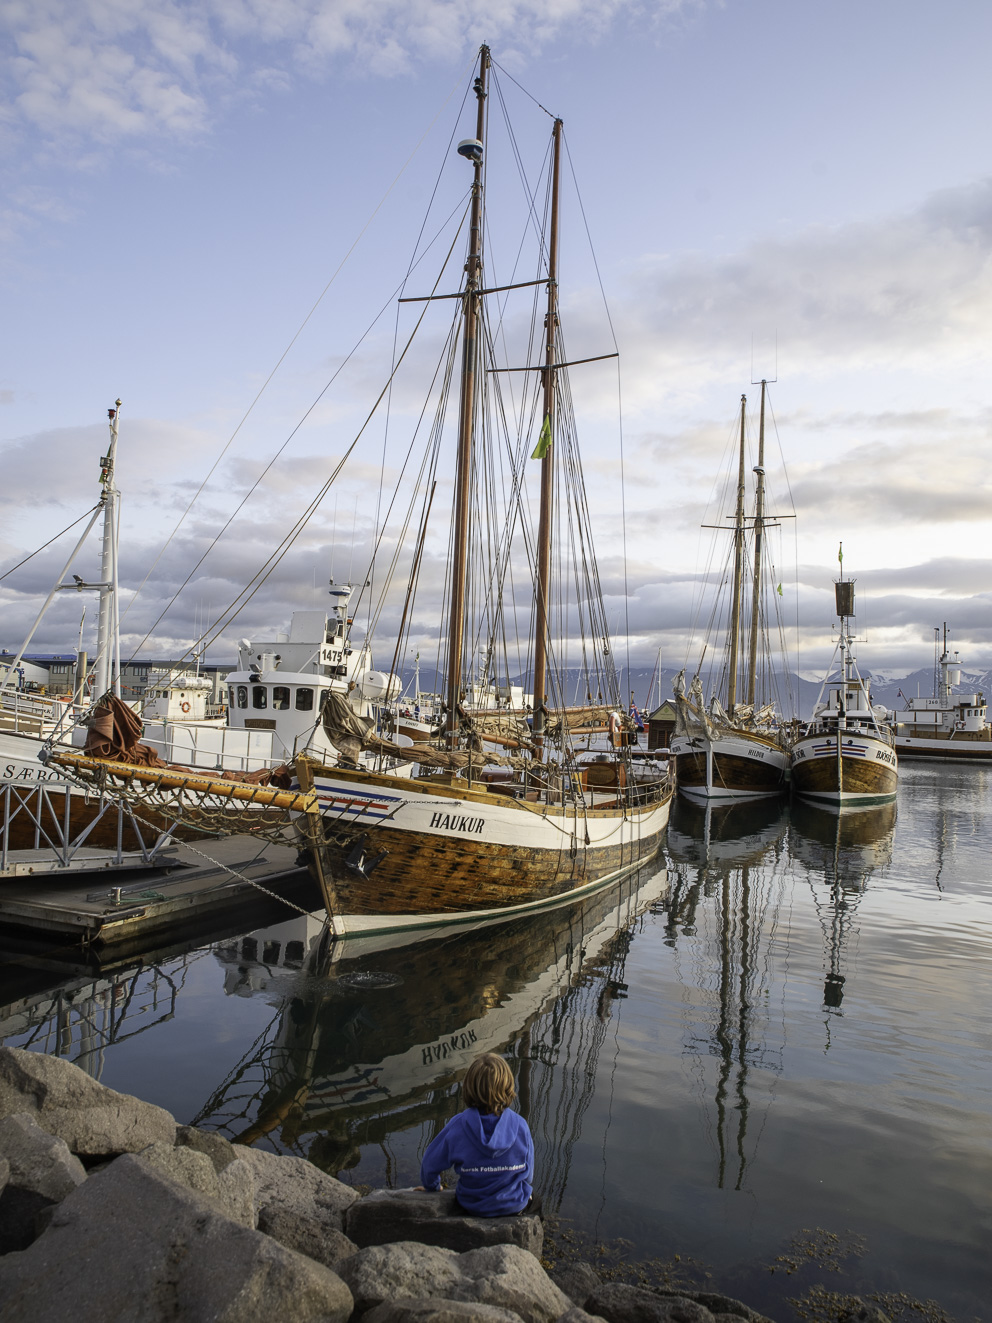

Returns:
0,837,323,949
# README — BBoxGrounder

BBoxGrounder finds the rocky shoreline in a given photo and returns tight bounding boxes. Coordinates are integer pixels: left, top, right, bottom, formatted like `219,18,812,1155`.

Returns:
0,1047,880,1323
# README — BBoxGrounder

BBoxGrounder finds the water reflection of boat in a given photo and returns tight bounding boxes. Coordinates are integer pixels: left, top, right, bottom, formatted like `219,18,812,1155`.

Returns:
788,798,895,878
665,796,788,869
664,799,789,1190
789,799,895,1014
192,863,669,1168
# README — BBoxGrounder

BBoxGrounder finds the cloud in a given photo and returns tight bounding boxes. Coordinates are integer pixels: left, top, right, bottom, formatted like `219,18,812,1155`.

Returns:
614,177,992,394
1,0,698,152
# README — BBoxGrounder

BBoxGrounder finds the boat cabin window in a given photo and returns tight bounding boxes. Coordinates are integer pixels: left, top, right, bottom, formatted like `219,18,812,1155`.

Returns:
272,686,290,711
295,687,314,711
252,686,267,709
236,686,248,709
228,686,235,707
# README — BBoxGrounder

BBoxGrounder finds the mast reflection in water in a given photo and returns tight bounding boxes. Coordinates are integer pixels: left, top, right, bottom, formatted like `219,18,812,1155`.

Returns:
789,799,896,1015
665,797,790,1192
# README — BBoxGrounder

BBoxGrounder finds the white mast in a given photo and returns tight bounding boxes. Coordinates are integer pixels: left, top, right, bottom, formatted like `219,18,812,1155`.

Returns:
93,400,123,698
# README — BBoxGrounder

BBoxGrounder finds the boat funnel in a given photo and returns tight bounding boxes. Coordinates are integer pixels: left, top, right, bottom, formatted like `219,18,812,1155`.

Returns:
835,581,855,618
457,138,483,163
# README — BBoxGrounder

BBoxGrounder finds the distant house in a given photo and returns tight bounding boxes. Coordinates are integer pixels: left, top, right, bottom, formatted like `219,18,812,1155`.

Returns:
647,698,677,750
0,652,51,691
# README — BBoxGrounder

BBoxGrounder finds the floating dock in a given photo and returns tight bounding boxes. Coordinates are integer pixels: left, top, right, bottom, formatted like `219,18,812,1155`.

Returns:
0,837,323,949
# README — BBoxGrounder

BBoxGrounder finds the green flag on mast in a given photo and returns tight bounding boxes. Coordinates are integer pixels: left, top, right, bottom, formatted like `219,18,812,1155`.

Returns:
531,414,552,460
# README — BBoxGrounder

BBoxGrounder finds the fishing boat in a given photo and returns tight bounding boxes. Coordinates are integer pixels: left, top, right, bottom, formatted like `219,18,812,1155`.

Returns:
671,384,792,801
889,626,992,763
790,564,898,805
49,47,673,932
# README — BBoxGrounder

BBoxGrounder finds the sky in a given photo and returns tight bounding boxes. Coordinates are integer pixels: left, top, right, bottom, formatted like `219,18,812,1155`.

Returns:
2,0,992,683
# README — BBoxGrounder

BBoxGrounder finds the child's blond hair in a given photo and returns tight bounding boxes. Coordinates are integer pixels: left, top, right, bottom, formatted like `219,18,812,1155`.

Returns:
462,1053,516,1114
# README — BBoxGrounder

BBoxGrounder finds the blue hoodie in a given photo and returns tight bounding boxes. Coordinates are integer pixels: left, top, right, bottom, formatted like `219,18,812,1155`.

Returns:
420,1107,534,1216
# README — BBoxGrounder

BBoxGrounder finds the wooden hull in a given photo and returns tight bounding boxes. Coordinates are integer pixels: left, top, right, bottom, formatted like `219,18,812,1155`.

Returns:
791,731,898,804
671,729,788,801
299,764,673,917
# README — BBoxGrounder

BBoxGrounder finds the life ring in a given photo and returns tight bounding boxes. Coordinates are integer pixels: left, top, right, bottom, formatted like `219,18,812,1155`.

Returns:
180,701,191,714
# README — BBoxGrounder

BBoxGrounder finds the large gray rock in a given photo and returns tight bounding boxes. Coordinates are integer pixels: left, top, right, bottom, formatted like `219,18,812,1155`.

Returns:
347,1189,543,1255
584,1285,714,1323
0,1047,176,1158
550,1262,601,1308
0,1152,354,1323
338,1241,570,1323
558,1310,608,1323
137,1141,255,1228
217,1158,257,1229
258,1202,357,1270
0,1112,87,1201
651,1291,773,1323
0,1154,8,1194
238,1144,358,1230
339,1240,460,1312
584,1285,775,1323
455,1246,570,1323
0,1112,88,1253
364,1300,525,1323
175,1124,238,1173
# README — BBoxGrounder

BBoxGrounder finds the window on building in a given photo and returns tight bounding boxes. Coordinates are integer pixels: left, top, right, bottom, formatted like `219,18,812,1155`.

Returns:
272,686,290,711
252,686,267,709
237,686,248,709
295,688,314,711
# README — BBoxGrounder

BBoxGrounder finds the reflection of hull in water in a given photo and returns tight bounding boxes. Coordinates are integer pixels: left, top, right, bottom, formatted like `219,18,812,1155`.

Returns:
789,797,896,875
208,862,669,1152
666,795,788,868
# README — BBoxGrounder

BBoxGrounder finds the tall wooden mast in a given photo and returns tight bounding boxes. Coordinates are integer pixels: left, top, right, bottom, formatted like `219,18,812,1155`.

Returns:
745,379,767,707
445,47,490,738
726,393,747,713
531,117,562,746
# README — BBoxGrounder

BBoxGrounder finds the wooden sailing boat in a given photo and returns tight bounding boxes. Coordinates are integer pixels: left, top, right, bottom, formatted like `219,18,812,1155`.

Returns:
290,48,672,929
790,563,898,805
671,384,791,801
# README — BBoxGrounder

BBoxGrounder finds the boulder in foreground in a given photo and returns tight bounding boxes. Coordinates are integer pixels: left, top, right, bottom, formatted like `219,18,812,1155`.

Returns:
0,1151,354,1323
338,1241,569,1323
0,1047,175,1158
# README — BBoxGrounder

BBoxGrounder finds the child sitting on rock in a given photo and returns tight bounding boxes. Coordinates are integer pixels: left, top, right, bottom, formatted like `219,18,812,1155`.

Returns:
418,1053,536,1217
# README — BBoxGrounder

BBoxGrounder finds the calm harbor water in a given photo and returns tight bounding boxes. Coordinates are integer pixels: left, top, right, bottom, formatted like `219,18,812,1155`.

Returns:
2,764,990,1322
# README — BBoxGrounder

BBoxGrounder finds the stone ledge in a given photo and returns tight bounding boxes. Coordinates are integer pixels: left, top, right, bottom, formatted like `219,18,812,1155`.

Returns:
346,1188,543,1256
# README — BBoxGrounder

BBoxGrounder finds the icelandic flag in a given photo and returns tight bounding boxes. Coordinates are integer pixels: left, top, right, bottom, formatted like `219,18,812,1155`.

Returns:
629,701,645,731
